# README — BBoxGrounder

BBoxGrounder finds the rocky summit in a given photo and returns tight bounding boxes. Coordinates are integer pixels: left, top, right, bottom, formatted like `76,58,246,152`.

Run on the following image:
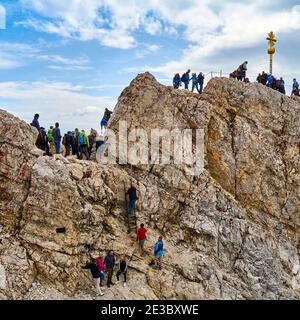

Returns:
0,72,299,300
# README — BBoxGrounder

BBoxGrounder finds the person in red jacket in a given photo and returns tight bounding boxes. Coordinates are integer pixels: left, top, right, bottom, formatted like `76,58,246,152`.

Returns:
136,223,147,256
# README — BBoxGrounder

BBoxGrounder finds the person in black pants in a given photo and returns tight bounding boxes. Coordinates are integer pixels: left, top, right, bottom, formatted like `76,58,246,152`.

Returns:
116,256,128,287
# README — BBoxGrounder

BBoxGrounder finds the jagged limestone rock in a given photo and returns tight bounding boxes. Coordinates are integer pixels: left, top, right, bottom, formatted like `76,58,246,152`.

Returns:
0,72,299,300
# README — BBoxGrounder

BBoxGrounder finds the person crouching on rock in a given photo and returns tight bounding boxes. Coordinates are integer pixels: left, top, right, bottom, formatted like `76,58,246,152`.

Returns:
82,257,104,296
153,236,164,270
116,255,128,287
104,250,116,288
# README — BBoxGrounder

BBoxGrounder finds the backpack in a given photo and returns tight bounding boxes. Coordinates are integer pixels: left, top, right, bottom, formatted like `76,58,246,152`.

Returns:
79,133,86,145
181,73,187,82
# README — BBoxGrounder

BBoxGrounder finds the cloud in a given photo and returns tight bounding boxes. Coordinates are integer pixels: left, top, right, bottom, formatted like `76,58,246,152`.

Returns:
135,44,161,59
0,4,6,29
0,81,116,132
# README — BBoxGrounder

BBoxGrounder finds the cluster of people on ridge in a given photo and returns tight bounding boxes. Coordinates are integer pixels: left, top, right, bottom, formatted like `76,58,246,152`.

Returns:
82,183,164,297
30,108,113,159
256,71,286,94
173,69,205,93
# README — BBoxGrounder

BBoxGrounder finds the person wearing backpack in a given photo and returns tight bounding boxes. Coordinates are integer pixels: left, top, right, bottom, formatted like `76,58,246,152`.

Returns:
197,72,205,94
62,131,73,157
79,130,90,160
52,122,62,155
190,73,200,93
181,69,191,90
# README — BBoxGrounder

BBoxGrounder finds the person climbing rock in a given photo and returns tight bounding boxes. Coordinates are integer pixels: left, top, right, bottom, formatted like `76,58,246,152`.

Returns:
173,73,181,89
100,116,108,134
96,256,106,287
52,122,62,155
104,250,115,287
30,114,40,131
126,181,138,214
104,108,113,121
82,257,104,296
116,256,128,287
197,72,205,94
136,223,147,256
181,69,191,90
191,73,200,93
153,236,164,270
79,129,90,160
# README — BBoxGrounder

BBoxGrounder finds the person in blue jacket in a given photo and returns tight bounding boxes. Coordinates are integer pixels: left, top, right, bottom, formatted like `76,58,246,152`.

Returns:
190,73,199,93
153,236,164,270
267,74,274,87
279,77,285,95
181,69,191,90
173,73,181,89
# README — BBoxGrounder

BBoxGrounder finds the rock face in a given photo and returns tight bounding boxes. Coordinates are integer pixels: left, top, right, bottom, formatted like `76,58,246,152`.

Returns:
0,73,299,300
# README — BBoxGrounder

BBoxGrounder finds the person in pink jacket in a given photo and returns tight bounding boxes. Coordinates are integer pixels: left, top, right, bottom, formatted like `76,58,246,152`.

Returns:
96,256,106,286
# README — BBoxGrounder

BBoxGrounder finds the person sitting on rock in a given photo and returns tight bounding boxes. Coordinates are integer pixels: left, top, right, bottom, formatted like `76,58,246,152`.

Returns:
173,73,181,89
104,250,116,288
82,257,104,296
30,113,40,132
153,236,164,270
126,181,139,214
96,256,106,287
116,255,128,287
136,223,147,256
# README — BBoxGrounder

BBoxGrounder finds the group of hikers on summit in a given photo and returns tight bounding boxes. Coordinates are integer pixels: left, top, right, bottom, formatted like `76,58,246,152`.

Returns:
175,61,299,97
30,108,113,158
82,182,164,297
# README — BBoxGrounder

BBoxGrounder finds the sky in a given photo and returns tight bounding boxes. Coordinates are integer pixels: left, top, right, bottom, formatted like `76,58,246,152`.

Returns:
1,0,300,133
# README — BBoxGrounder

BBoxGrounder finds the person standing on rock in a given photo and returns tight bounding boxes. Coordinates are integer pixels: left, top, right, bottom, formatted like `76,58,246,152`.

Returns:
52,122,62,155
173,73,181,89
181,69,191,90
62,131,73,157
136,223,147,256
73,128,80,159
153,236,164,270
126,182,139,214
104,250,116,288
96,256,106,287
279,77,286,95
79,129,90,160
197,72,205,94
48,126,55,155
30,114,40,131
190,73,200,93
116,256,128,287
82,257,104,296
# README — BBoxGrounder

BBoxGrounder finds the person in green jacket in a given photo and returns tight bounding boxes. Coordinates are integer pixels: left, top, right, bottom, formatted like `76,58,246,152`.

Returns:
47,126,55,156
191,73,200,93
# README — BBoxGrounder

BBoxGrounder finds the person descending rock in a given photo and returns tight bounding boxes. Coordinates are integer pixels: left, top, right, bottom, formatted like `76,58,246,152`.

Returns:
153,236,164,270
82,257,104,296
279,77,285,95
104,250,116,288
79,129,90,160
30,114,40,131
62,131,74,157
197,72,205,94
116,256,128,287
136,223,147,256
191,73,200,93
173,73,181,89
96,256,106,287
73,128,80,159
52,122,62,155
126,181,138,214
181,69,191,90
